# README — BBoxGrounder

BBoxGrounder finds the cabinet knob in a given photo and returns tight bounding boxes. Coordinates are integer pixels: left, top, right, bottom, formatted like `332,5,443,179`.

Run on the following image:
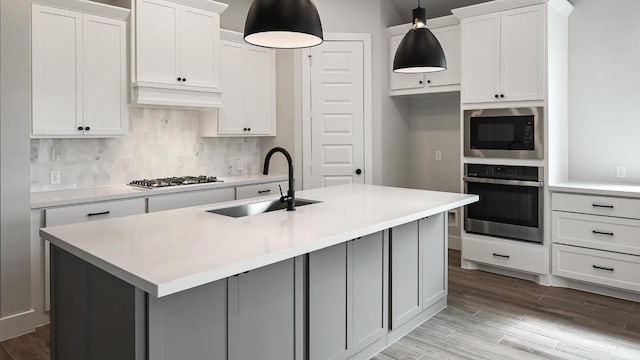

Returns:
84,126,91,131
177,77,182,82
494,94,499,99
77,126,84,131
500,94,505,98
419,80,423,84
427,80,431,84
243,128,248,131
248,128,251,132
183,78,187,82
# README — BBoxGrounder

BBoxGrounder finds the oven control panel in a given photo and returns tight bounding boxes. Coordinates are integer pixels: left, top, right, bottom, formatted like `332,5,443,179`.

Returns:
466,164,539,182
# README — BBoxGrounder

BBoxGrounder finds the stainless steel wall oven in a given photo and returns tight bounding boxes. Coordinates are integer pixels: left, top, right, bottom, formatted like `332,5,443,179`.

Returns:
464,164,544,244
464,107,544,159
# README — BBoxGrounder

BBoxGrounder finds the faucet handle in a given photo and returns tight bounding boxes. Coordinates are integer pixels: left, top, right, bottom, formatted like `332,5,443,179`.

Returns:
278,184,285,202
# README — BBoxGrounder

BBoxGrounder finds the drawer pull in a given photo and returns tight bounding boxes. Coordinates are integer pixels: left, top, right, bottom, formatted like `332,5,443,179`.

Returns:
492,253,510,259
87,211,111,217
592,265,615,272
258,189,272,194
592,230,615,236
592,204,614,209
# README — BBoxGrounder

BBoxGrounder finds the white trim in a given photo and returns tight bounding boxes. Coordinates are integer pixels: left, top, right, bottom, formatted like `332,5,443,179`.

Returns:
301,33,374,190
452,0,572,19
32,0,131,20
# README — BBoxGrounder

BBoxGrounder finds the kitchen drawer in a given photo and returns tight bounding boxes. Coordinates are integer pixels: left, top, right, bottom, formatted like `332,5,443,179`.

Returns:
46,198,146,226
553,244,640,292
552,193,640,220
553,211,640,256
236,181,288,200
148,188,235,212
462,236,547,274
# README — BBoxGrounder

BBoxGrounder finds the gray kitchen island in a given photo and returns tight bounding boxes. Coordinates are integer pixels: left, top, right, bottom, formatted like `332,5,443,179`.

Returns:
41,184,477,360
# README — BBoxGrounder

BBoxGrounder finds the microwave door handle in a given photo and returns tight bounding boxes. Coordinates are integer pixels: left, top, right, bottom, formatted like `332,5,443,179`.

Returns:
463,177,544,188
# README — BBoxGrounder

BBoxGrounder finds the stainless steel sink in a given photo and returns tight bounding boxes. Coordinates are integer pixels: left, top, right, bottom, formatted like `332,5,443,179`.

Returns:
207,198,320,218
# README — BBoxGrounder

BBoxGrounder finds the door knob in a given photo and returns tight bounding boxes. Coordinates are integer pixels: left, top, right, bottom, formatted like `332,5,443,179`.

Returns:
355,169,362,175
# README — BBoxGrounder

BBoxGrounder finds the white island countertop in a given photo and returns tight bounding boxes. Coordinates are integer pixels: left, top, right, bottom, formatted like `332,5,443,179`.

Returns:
40,184,478,297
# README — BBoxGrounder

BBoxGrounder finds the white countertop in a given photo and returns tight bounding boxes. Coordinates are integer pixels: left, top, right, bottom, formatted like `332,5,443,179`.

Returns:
549,181,640,199
31,173,288,209
40,184,478,298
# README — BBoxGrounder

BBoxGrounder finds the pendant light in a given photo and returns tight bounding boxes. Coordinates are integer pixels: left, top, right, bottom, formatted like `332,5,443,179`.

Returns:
393,0,447,73
244,0,324,49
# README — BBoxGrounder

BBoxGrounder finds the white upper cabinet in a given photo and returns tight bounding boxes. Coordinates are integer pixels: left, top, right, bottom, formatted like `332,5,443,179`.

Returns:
135,0,179,85
387,16,461,96
459,4,545,104
132,0,227,108
32,2,128,138
201,31,276,137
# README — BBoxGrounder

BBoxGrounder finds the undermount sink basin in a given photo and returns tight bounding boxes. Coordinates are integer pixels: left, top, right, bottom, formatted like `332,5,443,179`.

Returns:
207,198,320,218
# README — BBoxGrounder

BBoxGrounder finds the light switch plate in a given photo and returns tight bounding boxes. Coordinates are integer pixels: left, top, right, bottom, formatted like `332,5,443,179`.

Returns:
616,165,627,178
435,151,442,161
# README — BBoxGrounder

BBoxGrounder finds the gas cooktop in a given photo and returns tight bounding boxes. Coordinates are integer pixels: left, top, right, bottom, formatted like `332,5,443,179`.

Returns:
129,176,223,189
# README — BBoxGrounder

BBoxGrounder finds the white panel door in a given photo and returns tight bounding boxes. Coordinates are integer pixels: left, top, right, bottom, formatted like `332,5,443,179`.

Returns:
310,41,365,188
217,41,246,135
136,0,179,85
461,13,501,104
179,7,220,88
500,4,545,102
245,46,275,135
32,4,83,136
389,33,425,91
82,15,127,136
428,25,461,88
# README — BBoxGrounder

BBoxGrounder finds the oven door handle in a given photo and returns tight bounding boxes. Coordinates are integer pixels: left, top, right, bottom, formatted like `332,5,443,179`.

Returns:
463,177,544,188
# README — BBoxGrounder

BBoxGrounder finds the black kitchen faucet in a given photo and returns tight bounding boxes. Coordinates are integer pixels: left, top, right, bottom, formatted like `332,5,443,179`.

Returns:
263,147,296,211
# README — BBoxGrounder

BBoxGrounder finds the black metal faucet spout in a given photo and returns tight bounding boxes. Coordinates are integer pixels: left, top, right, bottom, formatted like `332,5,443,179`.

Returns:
263,147,296,211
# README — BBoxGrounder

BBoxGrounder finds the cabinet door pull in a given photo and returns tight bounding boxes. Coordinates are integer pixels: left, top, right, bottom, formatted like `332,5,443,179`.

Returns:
592,204,614,209
77,126,84,131
492,253,510,259
87,211,110,217
592,265,614,272
592,230,615,236
258,189,271,194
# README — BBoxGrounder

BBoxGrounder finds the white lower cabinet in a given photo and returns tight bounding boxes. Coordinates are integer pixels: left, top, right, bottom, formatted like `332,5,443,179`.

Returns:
147,188,234,212
236,181,288,200
551,191,640,294
462,235,547,275
308,232,387,360
553,244,640,293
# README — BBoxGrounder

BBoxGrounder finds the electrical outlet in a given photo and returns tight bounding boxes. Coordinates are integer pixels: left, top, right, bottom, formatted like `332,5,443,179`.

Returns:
50,170,61,185
237,159,244,171
616,165,627,178
435,151,442,161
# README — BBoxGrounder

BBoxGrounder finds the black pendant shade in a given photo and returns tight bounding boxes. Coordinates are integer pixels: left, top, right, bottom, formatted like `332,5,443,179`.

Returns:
244,0,324,49
393,6,447,73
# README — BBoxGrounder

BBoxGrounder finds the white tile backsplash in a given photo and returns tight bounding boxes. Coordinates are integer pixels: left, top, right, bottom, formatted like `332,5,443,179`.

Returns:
31,108,261,191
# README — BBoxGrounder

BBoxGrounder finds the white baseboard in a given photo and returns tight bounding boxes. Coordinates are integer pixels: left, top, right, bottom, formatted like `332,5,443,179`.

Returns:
448,235,461,250
0,309,49,342
550,276,640,303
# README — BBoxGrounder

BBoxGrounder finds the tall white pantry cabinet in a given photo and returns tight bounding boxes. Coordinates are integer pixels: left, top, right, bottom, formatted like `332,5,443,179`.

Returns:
32,2,129,137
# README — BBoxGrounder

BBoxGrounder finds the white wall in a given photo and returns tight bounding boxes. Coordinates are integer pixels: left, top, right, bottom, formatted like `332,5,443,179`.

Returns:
567,0,640,184
1,0,34,338
407,94,461,193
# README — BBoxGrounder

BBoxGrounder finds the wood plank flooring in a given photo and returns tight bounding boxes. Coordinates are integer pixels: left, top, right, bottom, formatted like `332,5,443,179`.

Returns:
2,250,639,360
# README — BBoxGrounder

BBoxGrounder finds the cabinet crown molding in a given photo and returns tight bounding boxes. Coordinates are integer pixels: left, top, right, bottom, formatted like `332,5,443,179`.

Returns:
33,0,130,20
165,0,228,13
452,0,573,19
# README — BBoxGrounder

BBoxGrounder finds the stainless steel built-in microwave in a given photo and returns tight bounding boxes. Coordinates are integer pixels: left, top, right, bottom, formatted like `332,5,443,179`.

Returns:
464,107,544,160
